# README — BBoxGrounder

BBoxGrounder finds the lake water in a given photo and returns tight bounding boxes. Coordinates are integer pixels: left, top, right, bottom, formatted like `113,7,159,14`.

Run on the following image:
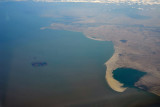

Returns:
113,68,146,87
4,29,114,107
0,1,160,107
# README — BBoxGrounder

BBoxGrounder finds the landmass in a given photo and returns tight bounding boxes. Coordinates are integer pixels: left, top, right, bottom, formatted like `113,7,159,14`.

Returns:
41,23,160,96
85,25,160,96
40,4,160,96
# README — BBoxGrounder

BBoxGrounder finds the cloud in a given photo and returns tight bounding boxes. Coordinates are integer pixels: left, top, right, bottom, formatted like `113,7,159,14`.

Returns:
1,0,160,5
0,0,27,2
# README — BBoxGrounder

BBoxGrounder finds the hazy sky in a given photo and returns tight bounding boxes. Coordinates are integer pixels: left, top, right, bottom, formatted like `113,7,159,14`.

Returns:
1,0,160,5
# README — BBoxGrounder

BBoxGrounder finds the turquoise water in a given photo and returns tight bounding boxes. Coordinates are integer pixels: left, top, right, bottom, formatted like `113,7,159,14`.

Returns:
113,68,146,87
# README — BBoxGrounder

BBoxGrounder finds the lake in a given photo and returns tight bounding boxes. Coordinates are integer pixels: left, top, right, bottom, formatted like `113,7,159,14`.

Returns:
113,68,147,87
0,1,160,107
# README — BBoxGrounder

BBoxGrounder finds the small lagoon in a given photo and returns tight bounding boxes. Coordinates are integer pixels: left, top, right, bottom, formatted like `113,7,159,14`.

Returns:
113,68,146,87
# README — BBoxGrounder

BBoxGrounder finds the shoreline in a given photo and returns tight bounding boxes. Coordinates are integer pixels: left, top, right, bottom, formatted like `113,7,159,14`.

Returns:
104,44,160,96
41,24,160,96
105,46,127,92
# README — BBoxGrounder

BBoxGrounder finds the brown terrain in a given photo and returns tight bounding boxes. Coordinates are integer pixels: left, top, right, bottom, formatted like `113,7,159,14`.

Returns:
41,5,160,96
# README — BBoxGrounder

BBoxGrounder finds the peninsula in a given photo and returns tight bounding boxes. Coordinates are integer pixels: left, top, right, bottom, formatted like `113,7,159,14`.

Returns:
41,3,160,96
42,23,160,96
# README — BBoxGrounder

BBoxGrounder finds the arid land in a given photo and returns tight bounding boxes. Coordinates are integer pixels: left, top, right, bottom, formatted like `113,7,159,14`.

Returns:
41,5,160,96
42,23,160,96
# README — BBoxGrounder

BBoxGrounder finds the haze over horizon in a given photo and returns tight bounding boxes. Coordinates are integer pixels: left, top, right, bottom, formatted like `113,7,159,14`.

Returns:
1,0,160,5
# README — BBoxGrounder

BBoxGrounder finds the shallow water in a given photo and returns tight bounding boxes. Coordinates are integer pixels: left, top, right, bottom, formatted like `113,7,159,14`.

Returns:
0,1,160,107
4,30,114,107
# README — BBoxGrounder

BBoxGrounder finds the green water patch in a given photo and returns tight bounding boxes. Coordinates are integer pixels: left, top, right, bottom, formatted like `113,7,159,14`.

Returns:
113,68,146,87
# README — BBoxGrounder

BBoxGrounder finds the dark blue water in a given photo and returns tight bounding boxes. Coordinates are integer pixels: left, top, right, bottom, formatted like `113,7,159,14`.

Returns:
113,68,146,87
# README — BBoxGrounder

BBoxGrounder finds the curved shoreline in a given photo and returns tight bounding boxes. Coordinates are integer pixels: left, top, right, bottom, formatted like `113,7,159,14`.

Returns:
105,46,127,92
41,23,160,96
104,45,160,96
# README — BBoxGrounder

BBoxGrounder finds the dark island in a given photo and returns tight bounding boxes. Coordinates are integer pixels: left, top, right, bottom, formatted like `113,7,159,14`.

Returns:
31,62,47,67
